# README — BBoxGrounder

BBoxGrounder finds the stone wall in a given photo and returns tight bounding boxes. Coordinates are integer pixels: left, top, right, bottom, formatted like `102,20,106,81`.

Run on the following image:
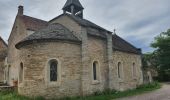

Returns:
81,36,108,95
50,15,82,40
0,40,6,49
0,60,4,82
18,41,82,98
7,15,29,85
49,15,143,93
0,39,7,82
7,13,144,98
112,51,143,91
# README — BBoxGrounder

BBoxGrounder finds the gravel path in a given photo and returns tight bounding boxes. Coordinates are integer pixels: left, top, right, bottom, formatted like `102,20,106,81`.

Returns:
117,83,170,100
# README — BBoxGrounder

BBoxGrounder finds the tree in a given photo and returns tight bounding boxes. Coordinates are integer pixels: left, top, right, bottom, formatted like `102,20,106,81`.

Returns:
142,52,158,69
151,29,170,81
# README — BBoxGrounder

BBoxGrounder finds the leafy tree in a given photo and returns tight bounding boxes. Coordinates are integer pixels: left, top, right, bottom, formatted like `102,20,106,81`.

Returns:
151,29,170,81
142,52,159,69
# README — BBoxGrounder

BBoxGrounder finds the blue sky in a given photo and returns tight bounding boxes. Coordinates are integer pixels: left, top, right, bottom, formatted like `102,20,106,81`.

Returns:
0,0,170,53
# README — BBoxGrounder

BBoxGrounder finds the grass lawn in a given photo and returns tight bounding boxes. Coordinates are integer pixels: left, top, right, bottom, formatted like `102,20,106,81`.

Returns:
0,82,161,100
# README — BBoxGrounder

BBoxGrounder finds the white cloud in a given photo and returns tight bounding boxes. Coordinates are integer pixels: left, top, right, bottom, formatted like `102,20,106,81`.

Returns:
0,0,170,52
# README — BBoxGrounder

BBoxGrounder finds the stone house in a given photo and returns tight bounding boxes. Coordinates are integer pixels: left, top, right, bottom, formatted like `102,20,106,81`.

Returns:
5,0,143,98
0,36,7,82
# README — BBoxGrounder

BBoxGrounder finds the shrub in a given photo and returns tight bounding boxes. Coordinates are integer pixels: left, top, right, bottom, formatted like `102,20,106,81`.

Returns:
137,81,161,89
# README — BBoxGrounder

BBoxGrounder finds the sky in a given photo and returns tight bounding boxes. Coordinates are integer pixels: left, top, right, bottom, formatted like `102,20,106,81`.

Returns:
0,0,170,53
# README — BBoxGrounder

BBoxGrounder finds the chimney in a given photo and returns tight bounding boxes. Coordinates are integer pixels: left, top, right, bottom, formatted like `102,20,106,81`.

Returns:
18,5,24,15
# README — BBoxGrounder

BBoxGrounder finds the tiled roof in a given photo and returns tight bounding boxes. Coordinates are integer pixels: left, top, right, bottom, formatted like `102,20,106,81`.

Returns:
87,28,107,39
16,14,141,54
112,34,141,54
19,15,48,31
49,13,112,33
16,23,81,49
49,13,111,38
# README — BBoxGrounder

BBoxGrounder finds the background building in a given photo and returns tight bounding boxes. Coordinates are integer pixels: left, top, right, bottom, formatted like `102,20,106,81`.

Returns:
0,36,7,83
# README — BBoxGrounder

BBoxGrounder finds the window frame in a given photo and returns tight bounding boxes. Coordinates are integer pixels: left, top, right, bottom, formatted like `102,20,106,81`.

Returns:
93,61,97,80
132,62,137,79
19,62,24,84
117,62,124,79
50,60,58,82
92,60,100,84
45,58,61,87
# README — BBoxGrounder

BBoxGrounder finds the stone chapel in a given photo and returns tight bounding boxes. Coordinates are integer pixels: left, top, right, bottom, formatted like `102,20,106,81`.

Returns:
4,0,143,98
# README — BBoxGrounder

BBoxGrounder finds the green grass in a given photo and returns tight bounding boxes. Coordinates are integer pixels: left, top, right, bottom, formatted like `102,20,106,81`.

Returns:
0,90,45,100
0,82,161,100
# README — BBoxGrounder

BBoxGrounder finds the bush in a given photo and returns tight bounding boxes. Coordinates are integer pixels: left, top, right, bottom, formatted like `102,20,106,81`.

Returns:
137,81,161,89
93,89,117,96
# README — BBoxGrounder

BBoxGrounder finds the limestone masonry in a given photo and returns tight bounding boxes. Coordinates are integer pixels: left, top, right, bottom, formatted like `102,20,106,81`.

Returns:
0,0,143,98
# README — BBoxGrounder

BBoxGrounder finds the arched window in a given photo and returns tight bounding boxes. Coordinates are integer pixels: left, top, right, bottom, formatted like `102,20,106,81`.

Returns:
19,62,24,83
8,65,11,82
49,60,58,82
93,61,97,80
132,63,136,77
93,61,99,81
118,62,121,78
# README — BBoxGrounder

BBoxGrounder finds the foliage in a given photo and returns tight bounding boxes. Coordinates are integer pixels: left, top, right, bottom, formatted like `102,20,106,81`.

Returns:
151,29,170,81
136,81,160,89
142,52,159,69
0,82,161,100
0,90,45,100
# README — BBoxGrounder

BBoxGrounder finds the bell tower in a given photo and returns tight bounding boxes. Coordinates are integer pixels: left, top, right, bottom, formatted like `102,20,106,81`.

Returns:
62,0,84,18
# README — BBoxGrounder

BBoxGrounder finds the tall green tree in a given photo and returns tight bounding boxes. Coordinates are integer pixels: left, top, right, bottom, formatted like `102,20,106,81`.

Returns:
151,29,170,81
142,52,158,69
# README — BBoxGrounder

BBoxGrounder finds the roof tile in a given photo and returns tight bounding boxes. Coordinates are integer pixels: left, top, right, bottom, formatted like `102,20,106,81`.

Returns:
20,15,48,31
112,34,141,54
16,23,81,49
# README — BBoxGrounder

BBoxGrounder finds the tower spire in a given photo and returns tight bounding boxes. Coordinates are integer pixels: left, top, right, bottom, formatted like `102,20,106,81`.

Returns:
62,0,84,18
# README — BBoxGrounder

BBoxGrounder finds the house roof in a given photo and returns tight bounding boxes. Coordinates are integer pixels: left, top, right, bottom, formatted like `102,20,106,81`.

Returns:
112,34,141,54
16,23,81,49
8,15,48,41
16,14,141,54
19,15,48,31
49,13,112,34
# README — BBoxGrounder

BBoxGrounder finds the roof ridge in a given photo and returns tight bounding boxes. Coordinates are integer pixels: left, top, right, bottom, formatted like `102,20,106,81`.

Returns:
68,14,111,32
113,34,138,50
22,15,48,23
49,13,112,33
112,34,141,54
19,14,48,31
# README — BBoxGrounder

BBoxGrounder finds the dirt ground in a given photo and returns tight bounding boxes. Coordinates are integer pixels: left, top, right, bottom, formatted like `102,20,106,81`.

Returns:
117,83,170,100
